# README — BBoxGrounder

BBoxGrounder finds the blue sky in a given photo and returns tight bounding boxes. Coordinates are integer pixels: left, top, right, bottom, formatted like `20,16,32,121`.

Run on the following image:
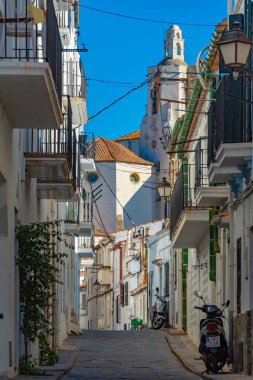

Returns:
79,1,227,140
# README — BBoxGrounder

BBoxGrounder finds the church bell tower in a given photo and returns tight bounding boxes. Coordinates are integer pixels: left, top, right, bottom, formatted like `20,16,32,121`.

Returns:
164,25,184,61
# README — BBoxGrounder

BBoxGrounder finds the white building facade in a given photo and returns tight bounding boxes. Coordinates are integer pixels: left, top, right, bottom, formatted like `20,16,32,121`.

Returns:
0,0,91,376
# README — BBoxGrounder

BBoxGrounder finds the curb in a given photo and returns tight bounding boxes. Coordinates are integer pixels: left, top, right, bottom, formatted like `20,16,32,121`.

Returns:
164,333,213,380
55,356,77,380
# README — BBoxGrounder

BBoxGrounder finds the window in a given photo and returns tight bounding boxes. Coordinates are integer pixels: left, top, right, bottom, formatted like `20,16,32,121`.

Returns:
176,32,180,39
130,172,140,184
165,263,170,296
116,295,121,323
176,43,181,56
124,282,128,306
82,294,87,310
87,171,99,183
121,283,125,306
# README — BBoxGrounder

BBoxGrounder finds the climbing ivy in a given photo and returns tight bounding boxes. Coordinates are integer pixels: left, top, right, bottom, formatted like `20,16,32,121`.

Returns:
16,220,75,365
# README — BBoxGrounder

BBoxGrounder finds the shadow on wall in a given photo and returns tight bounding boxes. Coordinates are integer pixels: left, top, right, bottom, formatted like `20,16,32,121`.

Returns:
0,172,8,235
123,178,156,228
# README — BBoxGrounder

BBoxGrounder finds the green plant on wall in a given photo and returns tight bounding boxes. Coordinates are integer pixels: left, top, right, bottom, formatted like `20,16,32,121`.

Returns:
16,220,76,370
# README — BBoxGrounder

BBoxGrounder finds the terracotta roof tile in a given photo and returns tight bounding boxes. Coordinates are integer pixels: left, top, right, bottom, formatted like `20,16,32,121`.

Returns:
90,137,153,166
114,130,140,142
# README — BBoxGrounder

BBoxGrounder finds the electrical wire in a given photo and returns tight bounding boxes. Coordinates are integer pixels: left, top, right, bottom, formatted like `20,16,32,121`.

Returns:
98,162,155,175
87,73,158,121
92,213,108,234
95,165,136,227
86,77,139,86
63,70,137,87
89,183,113,242
77,3,217,27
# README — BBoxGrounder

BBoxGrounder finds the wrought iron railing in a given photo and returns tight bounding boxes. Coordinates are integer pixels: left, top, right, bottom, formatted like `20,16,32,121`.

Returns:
79,132,95,161
26,98,78,188
170,161,212,236
194,139,209,193
208,76,252,166
0,0,62,104
170,165,184,237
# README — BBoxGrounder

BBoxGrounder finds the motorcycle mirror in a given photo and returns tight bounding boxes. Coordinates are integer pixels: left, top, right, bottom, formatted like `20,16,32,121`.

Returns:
226,300,230,307
194,290,203,299
156,287,159,293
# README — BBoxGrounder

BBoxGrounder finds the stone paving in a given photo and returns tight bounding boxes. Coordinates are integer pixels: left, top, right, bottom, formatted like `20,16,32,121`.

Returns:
62,329,201,380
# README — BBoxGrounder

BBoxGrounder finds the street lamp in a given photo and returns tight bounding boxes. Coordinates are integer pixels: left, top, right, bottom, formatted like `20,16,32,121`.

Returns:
218,21,252,79
93,279,101,292
157,177,172,219
157,177,172,199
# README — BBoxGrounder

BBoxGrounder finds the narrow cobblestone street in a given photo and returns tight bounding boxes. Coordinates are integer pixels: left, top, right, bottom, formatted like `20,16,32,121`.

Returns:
62,330,200,379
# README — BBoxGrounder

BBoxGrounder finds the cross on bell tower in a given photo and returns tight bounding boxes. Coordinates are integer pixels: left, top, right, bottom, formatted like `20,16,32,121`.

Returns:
164,25,184,61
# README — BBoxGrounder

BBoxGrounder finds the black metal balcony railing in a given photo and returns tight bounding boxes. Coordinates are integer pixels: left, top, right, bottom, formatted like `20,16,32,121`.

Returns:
170,161,211,236
194,139,209,193
208,76,252,166
1,0,62,104
26,97,78,188
79,132,96,161
46,0,62,105
170,165,184,237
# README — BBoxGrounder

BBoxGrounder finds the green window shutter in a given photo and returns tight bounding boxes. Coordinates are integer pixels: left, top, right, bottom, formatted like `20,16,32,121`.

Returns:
124,282,128,306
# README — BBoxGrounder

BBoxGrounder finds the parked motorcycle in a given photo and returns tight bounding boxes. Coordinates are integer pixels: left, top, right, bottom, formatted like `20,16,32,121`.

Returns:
194,290,230,374
151,287,169,330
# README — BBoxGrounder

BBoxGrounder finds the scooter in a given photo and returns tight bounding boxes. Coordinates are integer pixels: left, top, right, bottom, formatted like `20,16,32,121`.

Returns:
194,290,230,374
151,287,169,330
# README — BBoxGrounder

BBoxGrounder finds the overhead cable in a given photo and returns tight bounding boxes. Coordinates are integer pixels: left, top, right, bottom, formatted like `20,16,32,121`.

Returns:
95,166,136,227
90,183,113,241
87,73,158,121
77,3,217,27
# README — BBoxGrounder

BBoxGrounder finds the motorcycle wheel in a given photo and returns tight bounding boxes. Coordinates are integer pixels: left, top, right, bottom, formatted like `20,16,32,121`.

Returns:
205,358,226,374
152,317,164,330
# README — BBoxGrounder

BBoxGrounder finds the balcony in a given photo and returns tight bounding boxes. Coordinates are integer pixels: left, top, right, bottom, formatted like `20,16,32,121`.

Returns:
64,194,93,236
97,267,112,286
194,139,229,206
24,98,78,200
80,133,96,172
53,0,71,12
208,77,252,186
170,165,209,249
0,0,62,129
63,61,87,126
79,193,93,236
76,236,94,259
64,202,79,233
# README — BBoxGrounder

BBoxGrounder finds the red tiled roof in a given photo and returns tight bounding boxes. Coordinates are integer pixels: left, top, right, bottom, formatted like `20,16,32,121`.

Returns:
91,137,153,166
114,130,140,142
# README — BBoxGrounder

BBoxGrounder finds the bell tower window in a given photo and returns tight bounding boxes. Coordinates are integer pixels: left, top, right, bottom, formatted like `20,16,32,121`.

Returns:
176,43,181,56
